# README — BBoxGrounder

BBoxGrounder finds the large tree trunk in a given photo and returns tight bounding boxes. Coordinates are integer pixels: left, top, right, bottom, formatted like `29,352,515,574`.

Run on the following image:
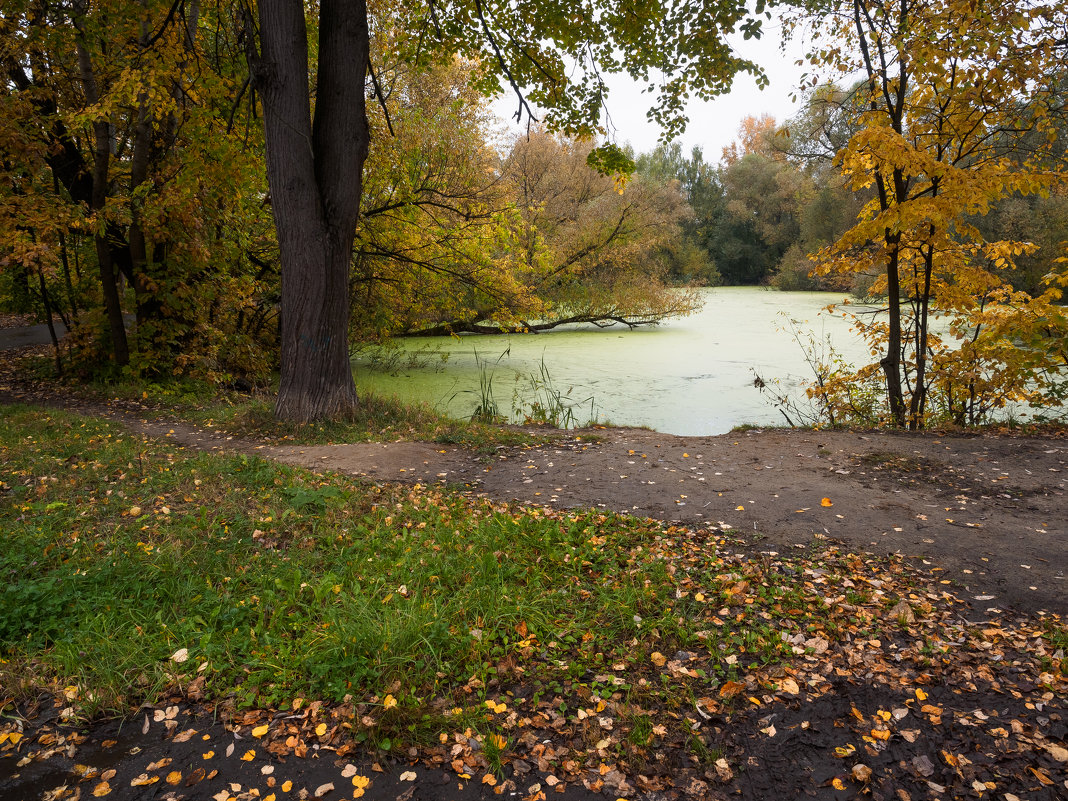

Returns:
255,0,369,421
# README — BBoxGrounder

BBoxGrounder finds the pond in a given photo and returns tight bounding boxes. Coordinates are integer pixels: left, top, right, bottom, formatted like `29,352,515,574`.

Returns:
352,286,876,436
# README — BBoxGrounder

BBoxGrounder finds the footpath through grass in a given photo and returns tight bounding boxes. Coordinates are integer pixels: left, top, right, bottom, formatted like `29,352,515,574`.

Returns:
1,405,1065,797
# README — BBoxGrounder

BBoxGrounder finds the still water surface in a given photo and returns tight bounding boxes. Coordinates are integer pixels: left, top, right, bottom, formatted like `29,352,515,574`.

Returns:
353,287,874,436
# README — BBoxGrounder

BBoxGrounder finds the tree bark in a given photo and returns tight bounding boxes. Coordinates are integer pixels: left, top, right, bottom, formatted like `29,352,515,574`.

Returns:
74,19,130,366
254,0,368,421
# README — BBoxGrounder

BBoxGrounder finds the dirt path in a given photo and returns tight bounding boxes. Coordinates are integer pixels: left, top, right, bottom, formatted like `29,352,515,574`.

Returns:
2,378,1064,615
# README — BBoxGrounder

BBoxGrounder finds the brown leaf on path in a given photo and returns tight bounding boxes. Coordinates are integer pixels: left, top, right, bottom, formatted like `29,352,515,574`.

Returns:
1029,767,1054,786
719,680,745,698
851,764,872,783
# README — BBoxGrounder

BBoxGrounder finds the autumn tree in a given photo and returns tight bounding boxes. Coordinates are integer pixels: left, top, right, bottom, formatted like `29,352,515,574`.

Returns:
350,57,534,338
721,113,780,166
245,0,769,421
491,131,700,333
635,142,721,284
795,0,1068,428
0,0,268,377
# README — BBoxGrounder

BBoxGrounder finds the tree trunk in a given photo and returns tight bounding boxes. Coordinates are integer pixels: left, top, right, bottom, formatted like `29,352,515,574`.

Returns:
75,23,130,366
881,240,906,427
254,0,368,422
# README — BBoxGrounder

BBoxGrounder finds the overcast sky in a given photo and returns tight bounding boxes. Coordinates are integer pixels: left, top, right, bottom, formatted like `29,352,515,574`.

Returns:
491,20,808,163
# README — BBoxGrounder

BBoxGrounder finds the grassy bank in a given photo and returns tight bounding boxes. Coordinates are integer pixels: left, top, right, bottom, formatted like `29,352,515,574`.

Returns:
1,405,1063,772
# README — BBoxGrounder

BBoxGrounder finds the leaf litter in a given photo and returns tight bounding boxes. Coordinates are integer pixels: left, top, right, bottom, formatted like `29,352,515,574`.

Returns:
0,408,1065,800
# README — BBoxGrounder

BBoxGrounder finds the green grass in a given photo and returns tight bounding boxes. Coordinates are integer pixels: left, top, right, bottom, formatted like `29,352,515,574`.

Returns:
2,404,1054,754
22,367,555,451
180,391,552,451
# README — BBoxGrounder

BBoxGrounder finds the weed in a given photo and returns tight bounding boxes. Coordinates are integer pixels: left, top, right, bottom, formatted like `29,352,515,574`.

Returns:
513,356,597,429
628,714,654,747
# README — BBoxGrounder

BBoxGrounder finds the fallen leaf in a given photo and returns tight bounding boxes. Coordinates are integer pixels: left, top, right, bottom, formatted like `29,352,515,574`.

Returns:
383,694,397,709
241,749,255,761
399,771,417,781
252,724,269,738
171,648,189,663
852,764,872,783
92,782,112,797
1046,744,1068,762
165,770,182,784
779,678,800,695
821,497,833,507
1029,767,1054,786
130,774,159,787
719,680,745,698
315,723,327,737
314,782,335,797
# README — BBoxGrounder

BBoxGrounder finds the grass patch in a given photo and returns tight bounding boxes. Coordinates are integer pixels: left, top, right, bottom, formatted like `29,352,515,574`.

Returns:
14,366,555,451
1,404,1059,761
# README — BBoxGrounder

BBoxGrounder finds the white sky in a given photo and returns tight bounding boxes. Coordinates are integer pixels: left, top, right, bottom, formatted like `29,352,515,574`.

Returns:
492,20,809,163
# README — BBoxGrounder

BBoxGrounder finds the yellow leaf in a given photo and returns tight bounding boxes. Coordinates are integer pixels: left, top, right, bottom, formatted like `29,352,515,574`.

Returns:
202,750,214,760
832,777,846,790
241,749,255,761
383,694,397,709
870,729,891,741
735,505,745,511
282,780,293,792
915,688,928,701
821,497,833,507
482,774,497,786
834,744,855,757
252,724,269,738
166,771,183,784
92,781,112,797
352,776,370,789
315,723,327,737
